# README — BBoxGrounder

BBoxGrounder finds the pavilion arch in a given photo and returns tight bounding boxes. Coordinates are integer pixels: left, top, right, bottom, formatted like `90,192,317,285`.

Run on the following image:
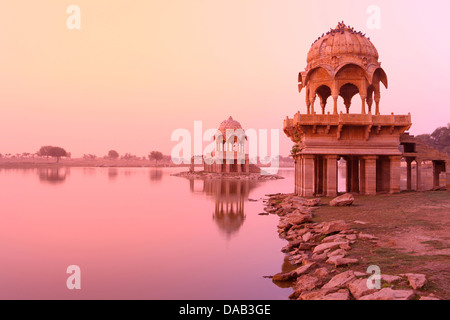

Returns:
304,66,332,86
214,133,225,152
221,129,247,154
333,63,370,83
315,85,332,114
339,83,360,114
298,72,305,93
372,67,388,89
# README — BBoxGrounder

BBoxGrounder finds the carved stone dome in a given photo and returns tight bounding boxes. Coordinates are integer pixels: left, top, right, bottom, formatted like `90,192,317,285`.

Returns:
306,22,379,69
298,22,388,116
218,116,243,134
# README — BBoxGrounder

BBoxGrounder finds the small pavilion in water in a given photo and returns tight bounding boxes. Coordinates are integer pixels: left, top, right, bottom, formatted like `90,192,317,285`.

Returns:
190,116,251,174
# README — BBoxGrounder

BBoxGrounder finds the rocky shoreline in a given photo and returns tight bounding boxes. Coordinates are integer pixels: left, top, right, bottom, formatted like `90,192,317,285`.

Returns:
171,170,284,181
262,193,440,300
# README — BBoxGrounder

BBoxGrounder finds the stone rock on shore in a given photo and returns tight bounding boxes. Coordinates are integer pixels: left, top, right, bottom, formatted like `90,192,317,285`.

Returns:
313,267,330,280
317,289,350,300
358,233,378,240
326,256,359,267
419,294,440,300
292,262,317,276
347,278,377,299
272,262,317,282
329,193,354,207
313,241,348,254
293,275,321,294
380,274,402,284
287,213,312,225
322,270,356,289
264,192,437,300
358,288,415,300
320,220,350,235
401,273,427,290
303,198,321,207
298,288,337,300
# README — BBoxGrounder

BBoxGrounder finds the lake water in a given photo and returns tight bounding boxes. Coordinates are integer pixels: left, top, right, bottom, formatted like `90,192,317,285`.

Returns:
0,164,435,299
0,167,295,299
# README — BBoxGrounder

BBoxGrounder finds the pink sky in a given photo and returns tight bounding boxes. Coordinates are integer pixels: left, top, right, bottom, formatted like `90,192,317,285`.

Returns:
0,1,449,157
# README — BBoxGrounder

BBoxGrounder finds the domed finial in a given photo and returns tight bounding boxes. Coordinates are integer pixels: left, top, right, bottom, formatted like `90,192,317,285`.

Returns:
228,116,233,120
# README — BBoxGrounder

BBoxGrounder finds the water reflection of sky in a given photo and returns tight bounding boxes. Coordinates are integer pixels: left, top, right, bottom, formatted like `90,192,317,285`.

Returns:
0,167,292,299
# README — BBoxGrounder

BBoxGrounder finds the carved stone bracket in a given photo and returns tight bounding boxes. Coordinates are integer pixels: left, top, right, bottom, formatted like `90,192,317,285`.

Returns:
337,124,343,140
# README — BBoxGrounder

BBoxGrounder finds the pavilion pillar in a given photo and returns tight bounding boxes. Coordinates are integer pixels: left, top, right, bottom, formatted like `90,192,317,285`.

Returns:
360,94,367,115
310,94,316,115
377,157,391,192
244,158,249,173
294,159,299,195
363,156,377,195
406,158,413,191
351,157,360,193
416,159,422,191
314,156,324,195
389,155,401,194
323,157,328,196
190,156,194,172
303,155,315,197
301,156,306,196
306,88,311,115
320,97,326,115
346,157,352,193
297,156,304,196
217,161,222,173
294,160,298,195
314,156,318,194
332,95,338,115
359,158,366,194
325,155,338,197
374,90,381,115
319,156,324,195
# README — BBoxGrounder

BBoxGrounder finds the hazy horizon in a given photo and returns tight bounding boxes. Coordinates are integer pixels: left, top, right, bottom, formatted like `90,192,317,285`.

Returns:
1,1,449,158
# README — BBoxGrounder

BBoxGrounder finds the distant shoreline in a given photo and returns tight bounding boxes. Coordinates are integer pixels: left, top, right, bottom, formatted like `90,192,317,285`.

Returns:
0,158,295,169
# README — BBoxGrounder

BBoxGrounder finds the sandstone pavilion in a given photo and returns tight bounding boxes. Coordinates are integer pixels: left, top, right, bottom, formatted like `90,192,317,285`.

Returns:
190,116,251,174
283,22,449,197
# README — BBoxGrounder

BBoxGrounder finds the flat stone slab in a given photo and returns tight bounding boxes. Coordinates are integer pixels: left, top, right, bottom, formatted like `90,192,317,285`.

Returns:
400,273,427,290
347,278,377,299
313,241,348,254
358,288,415,300
322,270,356,289
380,274,402,284
317,289,350,300
326,256,359,267
320,220,350,235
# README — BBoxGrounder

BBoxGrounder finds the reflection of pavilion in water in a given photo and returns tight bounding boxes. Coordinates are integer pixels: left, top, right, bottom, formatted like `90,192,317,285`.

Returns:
189,179,257,238
38,167,69,184
149,169,163,182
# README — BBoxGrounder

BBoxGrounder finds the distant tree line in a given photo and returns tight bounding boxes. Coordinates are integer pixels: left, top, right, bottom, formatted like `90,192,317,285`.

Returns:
416,124,450,155
106,150,170,163
0,148,171,164
37,146,68,162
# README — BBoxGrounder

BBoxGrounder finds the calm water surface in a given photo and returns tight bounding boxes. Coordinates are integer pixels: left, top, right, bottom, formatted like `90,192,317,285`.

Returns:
0,167,295,299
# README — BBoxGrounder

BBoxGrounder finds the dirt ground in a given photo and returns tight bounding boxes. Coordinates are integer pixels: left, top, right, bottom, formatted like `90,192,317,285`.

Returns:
314,190,450,299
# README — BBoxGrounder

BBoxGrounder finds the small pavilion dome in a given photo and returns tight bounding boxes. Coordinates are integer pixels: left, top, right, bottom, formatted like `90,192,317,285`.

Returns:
218,116,243,135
